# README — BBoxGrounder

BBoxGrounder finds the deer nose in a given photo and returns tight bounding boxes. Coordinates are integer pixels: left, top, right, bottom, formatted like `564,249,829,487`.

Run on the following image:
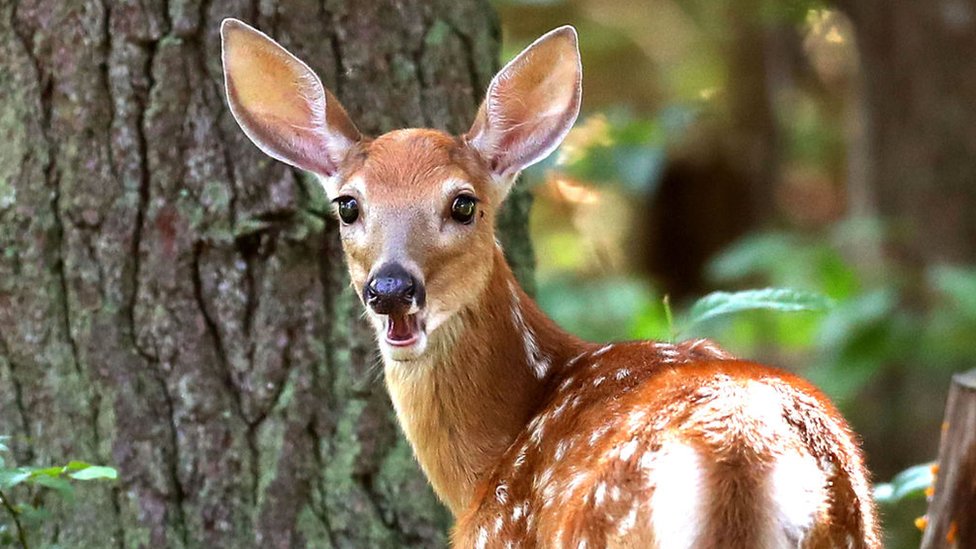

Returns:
364,263,424,314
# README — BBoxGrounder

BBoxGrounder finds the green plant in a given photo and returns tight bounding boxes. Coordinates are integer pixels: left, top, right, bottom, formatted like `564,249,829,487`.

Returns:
875,462,935,505
0,436,117,548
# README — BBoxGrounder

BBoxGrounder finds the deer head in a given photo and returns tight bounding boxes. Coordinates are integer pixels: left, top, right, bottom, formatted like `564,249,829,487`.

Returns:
221,19,582,362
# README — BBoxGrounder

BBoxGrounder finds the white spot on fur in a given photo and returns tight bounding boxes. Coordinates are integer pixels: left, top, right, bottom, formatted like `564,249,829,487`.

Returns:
593,344,614,357
627,410,647,430
594,482,607,506
614,368,631,380
593,375,605,387
494,514,505,534
617,502,640,536
512,501,526,521
529,413,547,445
647,441,705,548
513,446,528,469
638,450,655,472
535,466,555,495
555,439,570,460
619,438,639,461
509,281,550,378
565,471,588,497
552,398,570,420
475,527,488,549
558,376,575,392
589,424,611,446
554,529,566,549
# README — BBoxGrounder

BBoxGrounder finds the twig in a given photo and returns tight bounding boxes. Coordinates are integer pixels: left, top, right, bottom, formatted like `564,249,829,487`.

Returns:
0,487,28,548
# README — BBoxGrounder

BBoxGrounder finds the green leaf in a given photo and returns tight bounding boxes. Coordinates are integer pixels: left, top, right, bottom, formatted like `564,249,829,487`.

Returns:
930,265,976,320
874,462,935,504
69,466,118,481
28,466,65,478
0,468,31,489
31,474,73,497
64,461,92,472
0,436,9,453
687,288,832,328
16,503,50,525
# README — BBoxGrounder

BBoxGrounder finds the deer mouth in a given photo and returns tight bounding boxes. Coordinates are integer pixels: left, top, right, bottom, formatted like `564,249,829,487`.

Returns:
385,312,422,347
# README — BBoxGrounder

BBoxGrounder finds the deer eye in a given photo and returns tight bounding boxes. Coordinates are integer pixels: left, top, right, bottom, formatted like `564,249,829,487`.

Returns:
451,195,477,224
334,196,360,224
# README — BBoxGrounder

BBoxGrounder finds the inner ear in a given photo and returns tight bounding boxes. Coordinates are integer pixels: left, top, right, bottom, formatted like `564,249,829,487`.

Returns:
466,26,582,182
220,18,360,179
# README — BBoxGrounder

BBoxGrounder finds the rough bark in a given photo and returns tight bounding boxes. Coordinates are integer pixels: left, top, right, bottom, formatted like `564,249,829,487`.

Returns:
920,369,976,549
0,1,530,547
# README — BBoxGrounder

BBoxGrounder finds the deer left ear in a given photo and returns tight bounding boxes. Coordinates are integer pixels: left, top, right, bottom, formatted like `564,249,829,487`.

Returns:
466,26,582,184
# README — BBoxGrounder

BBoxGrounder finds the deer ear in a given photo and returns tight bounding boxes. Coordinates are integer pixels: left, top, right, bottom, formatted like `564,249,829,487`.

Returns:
220,18,360,178
466,26,582,183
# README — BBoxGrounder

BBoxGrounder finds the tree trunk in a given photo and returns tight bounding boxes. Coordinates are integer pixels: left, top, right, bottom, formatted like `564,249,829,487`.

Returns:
920,369,976,549
0,1,529,547
837,0,976,269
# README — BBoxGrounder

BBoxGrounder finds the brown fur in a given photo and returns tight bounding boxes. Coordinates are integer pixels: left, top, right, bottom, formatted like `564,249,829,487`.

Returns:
452,335,880,548
385,252,587,514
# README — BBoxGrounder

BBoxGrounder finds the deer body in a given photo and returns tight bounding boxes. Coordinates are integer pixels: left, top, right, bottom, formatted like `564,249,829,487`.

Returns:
221,19,880,548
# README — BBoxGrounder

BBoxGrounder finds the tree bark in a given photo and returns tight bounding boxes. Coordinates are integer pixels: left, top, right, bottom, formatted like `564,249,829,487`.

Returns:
0,1,529,547
920,369,976,549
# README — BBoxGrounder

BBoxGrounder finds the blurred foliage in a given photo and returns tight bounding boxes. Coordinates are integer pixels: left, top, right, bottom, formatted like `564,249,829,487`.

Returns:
0,436,117,547
875,463,936,506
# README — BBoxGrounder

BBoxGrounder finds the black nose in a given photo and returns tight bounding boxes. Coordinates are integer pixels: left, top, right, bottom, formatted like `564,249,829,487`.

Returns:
364,263,424,314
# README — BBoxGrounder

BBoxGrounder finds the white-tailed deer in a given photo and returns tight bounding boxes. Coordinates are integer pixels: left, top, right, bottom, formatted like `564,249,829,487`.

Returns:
221,19,880,548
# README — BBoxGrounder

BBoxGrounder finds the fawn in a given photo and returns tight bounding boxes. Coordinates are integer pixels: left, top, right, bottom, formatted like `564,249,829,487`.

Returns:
221,19,880,548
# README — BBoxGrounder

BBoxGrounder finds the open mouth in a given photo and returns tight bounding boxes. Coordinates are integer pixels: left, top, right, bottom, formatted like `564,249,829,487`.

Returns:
385,312,423,347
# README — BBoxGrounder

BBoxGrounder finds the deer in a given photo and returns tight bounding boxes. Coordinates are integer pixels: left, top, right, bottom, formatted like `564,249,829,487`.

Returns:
220,18,880,548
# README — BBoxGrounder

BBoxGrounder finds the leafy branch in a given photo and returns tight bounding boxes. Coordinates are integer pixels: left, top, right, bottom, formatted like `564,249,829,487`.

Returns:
676,287,833,336
0,436,117,548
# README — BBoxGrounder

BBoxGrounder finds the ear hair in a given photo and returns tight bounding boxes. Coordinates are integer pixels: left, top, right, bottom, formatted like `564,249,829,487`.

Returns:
466,26,582,185
220,18,361,181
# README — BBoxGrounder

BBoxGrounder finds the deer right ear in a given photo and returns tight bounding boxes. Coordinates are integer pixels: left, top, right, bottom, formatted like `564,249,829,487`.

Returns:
220,18,360,180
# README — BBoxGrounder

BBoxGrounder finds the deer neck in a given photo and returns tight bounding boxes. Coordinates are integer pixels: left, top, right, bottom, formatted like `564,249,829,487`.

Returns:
382,248,586,515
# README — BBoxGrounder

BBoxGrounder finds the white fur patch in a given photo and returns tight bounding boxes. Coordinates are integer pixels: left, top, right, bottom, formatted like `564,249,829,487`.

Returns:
509,281,550,378
475,527,488,549
764,450,829,546
592,343,614,357
647,441,705,548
